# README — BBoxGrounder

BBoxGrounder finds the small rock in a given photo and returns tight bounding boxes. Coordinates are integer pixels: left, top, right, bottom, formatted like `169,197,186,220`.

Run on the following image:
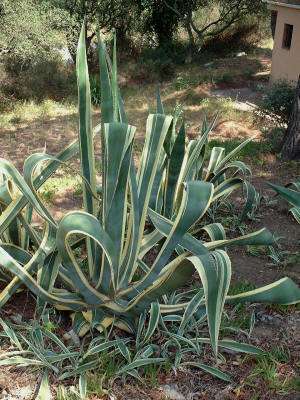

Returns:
214,385,234,400
10,314,22,324
159,384,185,400
63,329,80,346
9,385,33,399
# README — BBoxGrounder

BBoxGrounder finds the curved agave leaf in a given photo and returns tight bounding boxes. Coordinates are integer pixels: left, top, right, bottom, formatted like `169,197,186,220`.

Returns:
210,160,251,184
214,136,255,172
0,244,31,265
182,361,231,382
239,181,259,221
0,245,86,310
0,159,56,228
191,338,264,355
269,182,300,224
0,139,79,236
206,228,274,250
0,224,56,308
227,277,300,305
212,177,244,201
291,207,300,223
0,179,21,246
269,182,300,208
187,250,231,357
149,208,274,253
56,211,117,301
194,223,226,241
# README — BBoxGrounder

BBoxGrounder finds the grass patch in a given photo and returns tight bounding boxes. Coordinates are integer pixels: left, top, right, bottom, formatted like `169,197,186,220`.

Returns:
228,281,256,296
39,174,82,203
247,245,267,257
222,282,257,332
207,137,273,164
266,302,300,314
245,349,298,395
0,99,76,129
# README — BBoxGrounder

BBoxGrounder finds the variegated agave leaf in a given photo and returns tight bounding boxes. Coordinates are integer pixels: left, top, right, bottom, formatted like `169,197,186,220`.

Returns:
269,180,300,224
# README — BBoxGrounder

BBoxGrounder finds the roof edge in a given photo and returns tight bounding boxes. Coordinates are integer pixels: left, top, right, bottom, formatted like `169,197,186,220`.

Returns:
265,0,300,9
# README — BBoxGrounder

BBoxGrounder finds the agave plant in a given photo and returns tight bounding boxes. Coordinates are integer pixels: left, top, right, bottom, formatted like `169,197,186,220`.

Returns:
150,98,259,224
0,308,265,385
269,180,300,224
0,23,299,364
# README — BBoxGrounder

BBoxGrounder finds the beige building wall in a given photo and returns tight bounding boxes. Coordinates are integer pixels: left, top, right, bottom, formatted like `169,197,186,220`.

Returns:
270,5,300,82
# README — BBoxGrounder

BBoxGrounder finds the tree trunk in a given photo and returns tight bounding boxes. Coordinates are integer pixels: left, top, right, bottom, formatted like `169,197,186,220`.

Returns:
282,77,300,160
185,22,196,63
271,11,277,39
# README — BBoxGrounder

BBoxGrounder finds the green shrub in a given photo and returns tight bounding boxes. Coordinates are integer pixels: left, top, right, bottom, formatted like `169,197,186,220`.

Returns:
142,57,176,81
140,43,185,81
213,71,235,84
258,80,295,125
203,19,266,55
262,127,285,153
3,60,76,101
0,0,65,66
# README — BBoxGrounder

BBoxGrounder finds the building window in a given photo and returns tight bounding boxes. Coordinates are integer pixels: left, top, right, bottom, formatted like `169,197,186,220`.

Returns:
282,24,293,49
271,11,277,39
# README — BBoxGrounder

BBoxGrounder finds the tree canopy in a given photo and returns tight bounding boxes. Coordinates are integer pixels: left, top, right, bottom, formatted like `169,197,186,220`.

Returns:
0,0,269,69
0,0,68,69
